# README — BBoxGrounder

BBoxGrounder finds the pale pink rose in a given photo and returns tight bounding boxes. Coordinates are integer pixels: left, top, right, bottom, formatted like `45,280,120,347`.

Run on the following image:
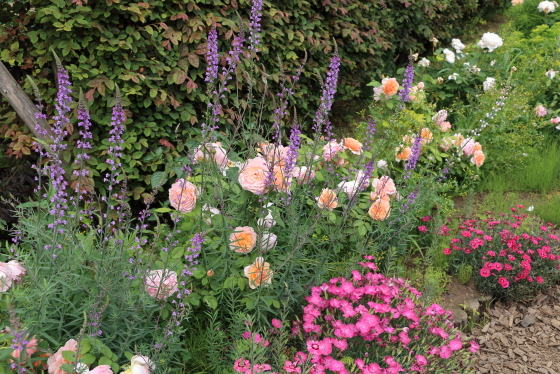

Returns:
169,179,199,214
193,143,229,170
260,232,277,251
375,176,396,197
0,263,13,292
438,121,451,132
47,339,78,374
292,166,315,184
551,117,560,124
338,171,369,197
229,226,257,253
89,365,113,374
238,157,268,195
432,110,448,126
535,104,547,117
7,261,25,283
144,270,178,300
417,82,425,90
461,138,476,156
322,141,343,162
440,137,454,151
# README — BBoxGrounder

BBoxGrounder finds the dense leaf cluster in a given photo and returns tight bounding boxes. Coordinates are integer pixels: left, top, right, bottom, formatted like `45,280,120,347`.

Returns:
0,0,508,193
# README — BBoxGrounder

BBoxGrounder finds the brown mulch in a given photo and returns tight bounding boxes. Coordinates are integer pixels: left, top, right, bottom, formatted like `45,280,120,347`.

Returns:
470,285,560,374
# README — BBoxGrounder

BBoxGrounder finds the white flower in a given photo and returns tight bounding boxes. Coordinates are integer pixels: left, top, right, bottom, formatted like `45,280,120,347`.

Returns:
451,38,465,53
538,0,556,13
337,171,369,198
490,60,496,66
260,232,277,251
257,205,276,228
442,49,455,64
546,69,557,79
448,73,459,80
527,205,535,212
377,160,388,170
202,204,220,225
483,77,496,91
418,57,430,68
477,33,503,52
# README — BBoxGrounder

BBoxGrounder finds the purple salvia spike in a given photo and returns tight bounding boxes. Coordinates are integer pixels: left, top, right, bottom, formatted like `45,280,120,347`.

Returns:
398,57,415,104
205,25,219,85
403,133,422,179
248,0,263,52
312,50,341,139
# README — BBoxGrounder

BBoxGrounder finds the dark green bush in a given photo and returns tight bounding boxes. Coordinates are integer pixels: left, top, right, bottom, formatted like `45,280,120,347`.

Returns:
0,0,509,195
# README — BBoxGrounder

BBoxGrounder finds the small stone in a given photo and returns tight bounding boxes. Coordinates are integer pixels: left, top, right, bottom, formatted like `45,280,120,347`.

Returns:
463,297,480,311
451,307,468,326
521,314,537,327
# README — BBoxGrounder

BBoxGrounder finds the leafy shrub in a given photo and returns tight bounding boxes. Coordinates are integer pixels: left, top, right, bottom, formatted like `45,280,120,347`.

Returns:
441,207,560,301
233,258,479,374
0,0,510,196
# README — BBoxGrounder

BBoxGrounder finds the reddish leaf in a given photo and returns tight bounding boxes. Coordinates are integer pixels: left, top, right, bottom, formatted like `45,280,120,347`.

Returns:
159,139,175,149
159,22,168,30
85,89,95,101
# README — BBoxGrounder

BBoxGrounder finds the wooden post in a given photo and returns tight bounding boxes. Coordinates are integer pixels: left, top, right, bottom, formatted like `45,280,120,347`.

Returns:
0,61,54,142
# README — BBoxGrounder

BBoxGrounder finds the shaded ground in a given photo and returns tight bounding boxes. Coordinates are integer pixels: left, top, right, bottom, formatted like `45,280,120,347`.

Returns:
470,285,560,374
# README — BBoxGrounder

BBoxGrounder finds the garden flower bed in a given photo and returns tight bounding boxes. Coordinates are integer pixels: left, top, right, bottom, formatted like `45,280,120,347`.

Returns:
1,0,560,373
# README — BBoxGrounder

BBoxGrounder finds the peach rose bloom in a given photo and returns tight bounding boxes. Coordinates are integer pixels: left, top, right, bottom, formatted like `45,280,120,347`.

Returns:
438,121,451,132
238,157,268,195
144,270,178,300
230,226,257,253
375,176,396,197
90,365,113,374
473,142,482,152
402,135,414,145
11,335,38,361
47,339,78,374
420,128,433,144
169,179,199,214
471,150,485,167
343,138,363,155
369,198,391,221
316,189,338,211
395,146,412,162
7,261,25,283
244,257,273,289
322,141,343,161
452,133,465,146
272,166,292,192
260,142,288,167
193,143,229,170
381,78,399,96
292,166,315,184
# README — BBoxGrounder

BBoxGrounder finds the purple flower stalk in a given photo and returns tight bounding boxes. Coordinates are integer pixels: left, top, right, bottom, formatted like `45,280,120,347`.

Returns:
283,122,301,181
205,26,219,85
363,117,377,152
312,52,341,140
403,134,422,178
398,59,415,103
180,232,205,292
73,95,93,195
248,0,263,52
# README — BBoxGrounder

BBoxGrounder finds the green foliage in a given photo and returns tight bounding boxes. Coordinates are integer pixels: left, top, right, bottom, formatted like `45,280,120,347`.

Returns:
507,0,560,36
0,0,509,196
458,262,473,284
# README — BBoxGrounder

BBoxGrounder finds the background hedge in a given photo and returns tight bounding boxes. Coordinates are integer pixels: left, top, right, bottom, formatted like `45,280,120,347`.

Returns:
0,0,509,197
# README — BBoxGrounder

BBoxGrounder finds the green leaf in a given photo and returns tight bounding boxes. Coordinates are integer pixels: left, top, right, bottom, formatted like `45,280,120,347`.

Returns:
155,207,172,213
149,88,157,98
61,350,77,362
151,171,167,189
79,339,91,354
80,354,96,365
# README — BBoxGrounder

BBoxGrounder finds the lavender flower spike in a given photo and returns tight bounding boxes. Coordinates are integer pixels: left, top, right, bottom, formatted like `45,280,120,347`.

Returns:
312,49,341,139
248,0,263,52
205,25,219,85
403,133,422,179
398,57,415,103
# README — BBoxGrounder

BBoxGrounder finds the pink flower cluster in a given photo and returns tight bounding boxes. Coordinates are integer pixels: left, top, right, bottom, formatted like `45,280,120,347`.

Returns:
0,260,26,292
441,207,560,292
234,257,477,374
